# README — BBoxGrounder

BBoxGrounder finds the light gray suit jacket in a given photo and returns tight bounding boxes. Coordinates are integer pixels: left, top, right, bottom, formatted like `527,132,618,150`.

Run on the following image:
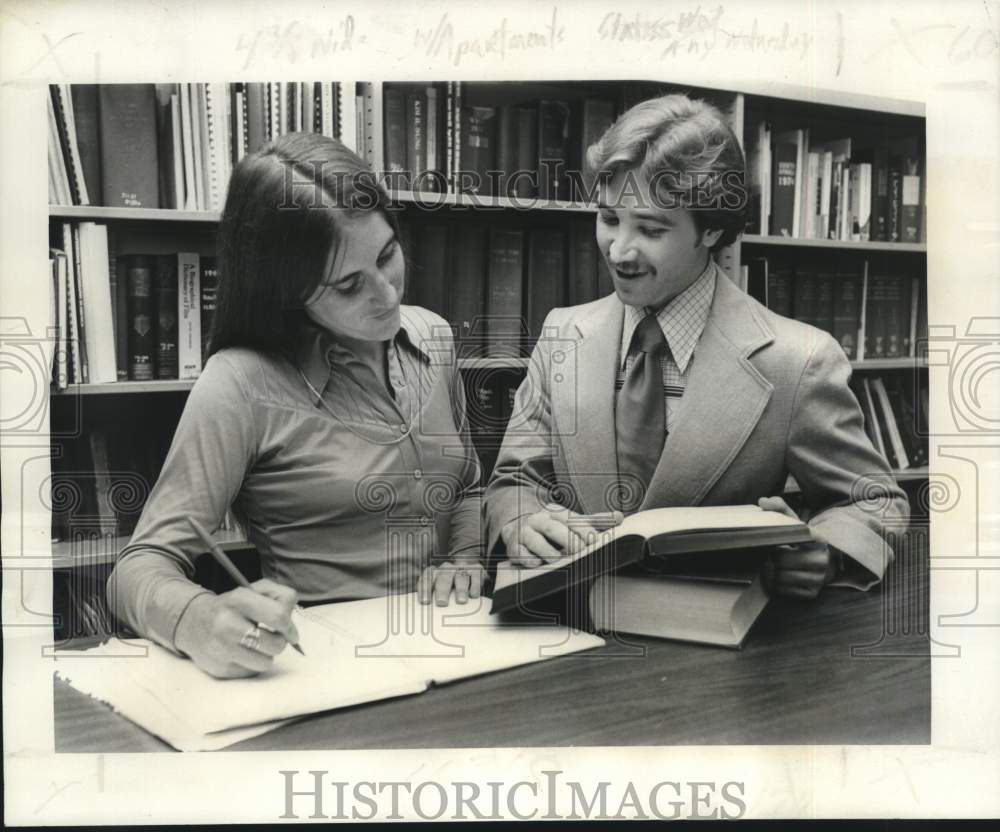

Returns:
483,264,909,582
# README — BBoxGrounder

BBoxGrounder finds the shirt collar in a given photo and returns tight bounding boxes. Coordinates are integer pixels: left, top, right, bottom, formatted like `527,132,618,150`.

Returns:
619,260,717,374
295,320,431,405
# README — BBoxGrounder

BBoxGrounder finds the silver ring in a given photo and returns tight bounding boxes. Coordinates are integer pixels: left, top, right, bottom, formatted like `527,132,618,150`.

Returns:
240,624,262,652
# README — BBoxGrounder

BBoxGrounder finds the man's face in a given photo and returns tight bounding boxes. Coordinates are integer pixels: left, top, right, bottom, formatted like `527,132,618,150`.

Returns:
595,168,720,309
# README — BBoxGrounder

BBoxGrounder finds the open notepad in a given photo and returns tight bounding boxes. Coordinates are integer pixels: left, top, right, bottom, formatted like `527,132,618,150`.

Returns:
56,592,604,751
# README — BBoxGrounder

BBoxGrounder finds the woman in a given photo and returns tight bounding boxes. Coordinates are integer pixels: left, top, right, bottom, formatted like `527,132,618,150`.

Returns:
107,133,486,678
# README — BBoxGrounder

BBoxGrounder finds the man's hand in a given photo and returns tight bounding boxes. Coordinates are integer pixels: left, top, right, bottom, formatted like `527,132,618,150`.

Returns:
174,579,300,678
417,561,487,606
758,496,837,599
500,504,624,567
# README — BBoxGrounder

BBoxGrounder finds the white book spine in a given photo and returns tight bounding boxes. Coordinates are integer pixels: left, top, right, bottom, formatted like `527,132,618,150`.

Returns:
179,84,198,211
169,92,185,210
55,252,69,389
321,82,334,138
177,252,202,379
78,222,117,383
338,82,357,152
235,91,247,162
426,86,437,178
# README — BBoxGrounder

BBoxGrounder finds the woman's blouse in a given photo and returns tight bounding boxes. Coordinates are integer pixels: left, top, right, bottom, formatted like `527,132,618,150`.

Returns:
107,306,484,652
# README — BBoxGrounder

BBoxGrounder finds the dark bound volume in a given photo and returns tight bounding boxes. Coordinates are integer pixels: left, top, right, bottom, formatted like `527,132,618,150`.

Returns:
200,256,218,364
815,271,835,336
459,105,496,196
766,267,794,318
864,275,889,358
98,85,160,208
405,87,426,190
567,221,598,305
463,368,503,481
887,376,928,467
870,145,889,242
383,87,407,188
537,100,571,201
153,254,178,379
882,276,908,358
514,106,538,199
833,271,861,359
527,229,567,341
69,84,103,205
746,257,768,306
413,223,449,317
770,140,797,237
125,255,154,380
495,105,516,197
486,228,525,356
896,137,922,243
575,98,616,199
792,268,818,329
887,162,902,243
448,224,487,353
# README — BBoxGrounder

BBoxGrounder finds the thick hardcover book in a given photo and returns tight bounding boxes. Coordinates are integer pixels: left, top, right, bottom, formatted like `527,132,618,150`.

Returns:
537,100,570,201
882,276,908,358
567,221,598,305
770,139,798,237
492,504,811,614
200,256,218,364
746,256,768,306
896,137,922,243
871,146,890,242
245,82,268,153
887,162,902,242
405,87,427,190
514,105,538,199
495,104,516,197
815,271,835,336
792,268,818,329
153,254,179,379
459,105,497,196
153,84,177,209
98,84,160,208
448,224,488,352
576,98,616,198
864,275,889,359
589,563,769,649
69,84,102,205
526,229,566,341
413,223,449,316
383,87,407,188
486,228,525,356
177,252,202,379
767,267,794,318
124,254,155,381
833,271,862,359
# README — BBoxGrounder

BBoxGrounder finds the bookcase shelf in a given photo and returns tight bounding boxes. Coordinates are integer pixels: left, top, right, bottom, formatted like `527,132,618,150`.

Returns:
393,190,598,214
742,234,926,253
49,205,221,223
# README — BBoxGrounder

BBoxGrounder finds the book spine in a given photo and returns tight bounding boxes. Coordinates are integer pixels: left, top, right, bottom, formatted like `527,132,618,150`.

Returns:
407,89,426,190
527,229,567,341
871,376,909,469
767,268,794,318
46,90,73,205
832,273,861,360
79,222,117,383
425,85,439,190
125,254,155,381
514,105,538,199
98,84,160,208
384,87,407,188
200,256,218,365
486,228,525,355
460,105,496,196
865,275,888,359
770,141,797,237
413,223,449,316
814,271,835,336
495,104,514,197
567,221,598,305
792,269,818,329
153,254,179,379
58,84,90,205
888,158,902,242
882,276,905,358
447,224,487,352
177,252,202,379
580,99,615,197
537,100,570,201
69,84,103,205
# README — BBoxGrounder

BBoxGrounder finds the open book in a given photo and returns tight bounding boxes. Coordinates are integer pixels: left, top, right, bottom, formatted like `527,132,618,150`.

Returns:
491,504,811,613
56,592,604,751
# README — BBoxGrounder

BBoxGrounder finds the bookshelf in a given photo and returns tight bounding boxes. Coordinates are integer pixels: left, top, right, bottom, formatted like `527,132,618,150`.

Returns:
46,79,929,637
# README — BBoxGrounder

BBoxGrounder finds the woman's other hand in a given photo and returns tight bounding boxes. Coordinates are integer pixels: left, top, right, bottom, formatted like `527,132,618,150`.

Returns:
417,561,487,606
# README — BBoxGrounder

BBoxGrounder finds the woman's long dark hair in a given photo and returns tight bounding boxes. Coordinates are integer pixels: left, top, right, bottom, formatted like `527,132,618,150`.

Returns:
209,133,400,359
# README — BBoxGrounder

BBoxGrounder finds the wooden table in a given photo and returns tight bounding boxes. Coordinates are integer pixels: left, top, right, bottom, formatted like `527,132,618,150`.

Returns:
53,558,931,751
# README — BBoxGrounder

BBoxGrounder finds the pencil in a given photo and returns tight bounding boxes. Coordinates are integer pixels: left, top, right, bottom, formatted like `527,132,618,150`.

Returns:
188,517,306,656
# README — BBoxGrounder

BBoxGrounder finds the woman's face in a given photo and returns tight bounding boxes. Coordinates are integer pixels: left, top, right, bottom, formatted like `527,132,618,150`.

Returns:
305,211,404,344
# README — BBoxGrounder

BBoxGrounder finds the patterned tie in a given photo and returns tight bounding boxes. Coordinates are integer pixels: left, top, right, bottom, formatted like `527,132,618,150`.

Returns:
615,313,667,509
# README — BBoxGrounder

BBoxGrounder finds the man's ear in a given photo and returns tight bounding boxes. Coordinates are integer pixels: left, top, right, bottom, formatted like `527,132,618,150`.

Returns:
699,227,724,249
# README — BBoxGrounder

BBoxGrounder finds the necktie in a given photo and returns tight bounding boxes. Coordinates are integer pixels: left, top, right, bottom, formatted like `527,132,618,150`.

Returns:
615,313,667,509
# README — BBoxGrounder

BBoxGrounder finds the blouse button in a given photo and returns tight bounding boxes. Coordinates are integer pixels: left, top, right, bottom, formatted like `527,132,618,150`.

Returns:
413,469,422,480
420,516,430,527
399,423,408,434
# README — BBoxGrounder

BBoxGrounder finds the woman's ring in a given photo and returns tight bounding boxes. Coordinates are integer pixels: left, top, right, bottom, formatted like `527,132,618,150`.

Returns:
240,624,262,652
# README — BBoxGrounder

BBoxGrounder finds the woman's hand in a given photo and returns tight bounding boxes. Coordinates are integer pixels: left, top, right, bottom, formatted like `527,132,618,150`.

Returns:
500,504,624,567
758,496,837,599
174,579,300,678
417,561,487,606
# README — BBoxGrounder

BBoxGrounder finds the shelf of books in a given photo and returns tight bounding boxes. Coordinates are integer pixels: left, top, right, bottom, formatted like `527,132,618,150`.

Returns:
46,79,929,633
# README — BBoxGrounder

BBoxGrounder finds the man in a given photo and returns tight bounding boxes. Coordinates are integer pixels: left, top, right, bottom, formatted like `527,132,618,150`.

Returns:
484,94,908,597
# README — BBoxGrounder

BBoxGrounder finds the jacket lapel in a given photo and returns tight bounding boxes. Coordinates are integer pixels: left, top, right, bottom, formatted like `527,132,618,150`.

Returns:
554,295,623,514
641,267,776,509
